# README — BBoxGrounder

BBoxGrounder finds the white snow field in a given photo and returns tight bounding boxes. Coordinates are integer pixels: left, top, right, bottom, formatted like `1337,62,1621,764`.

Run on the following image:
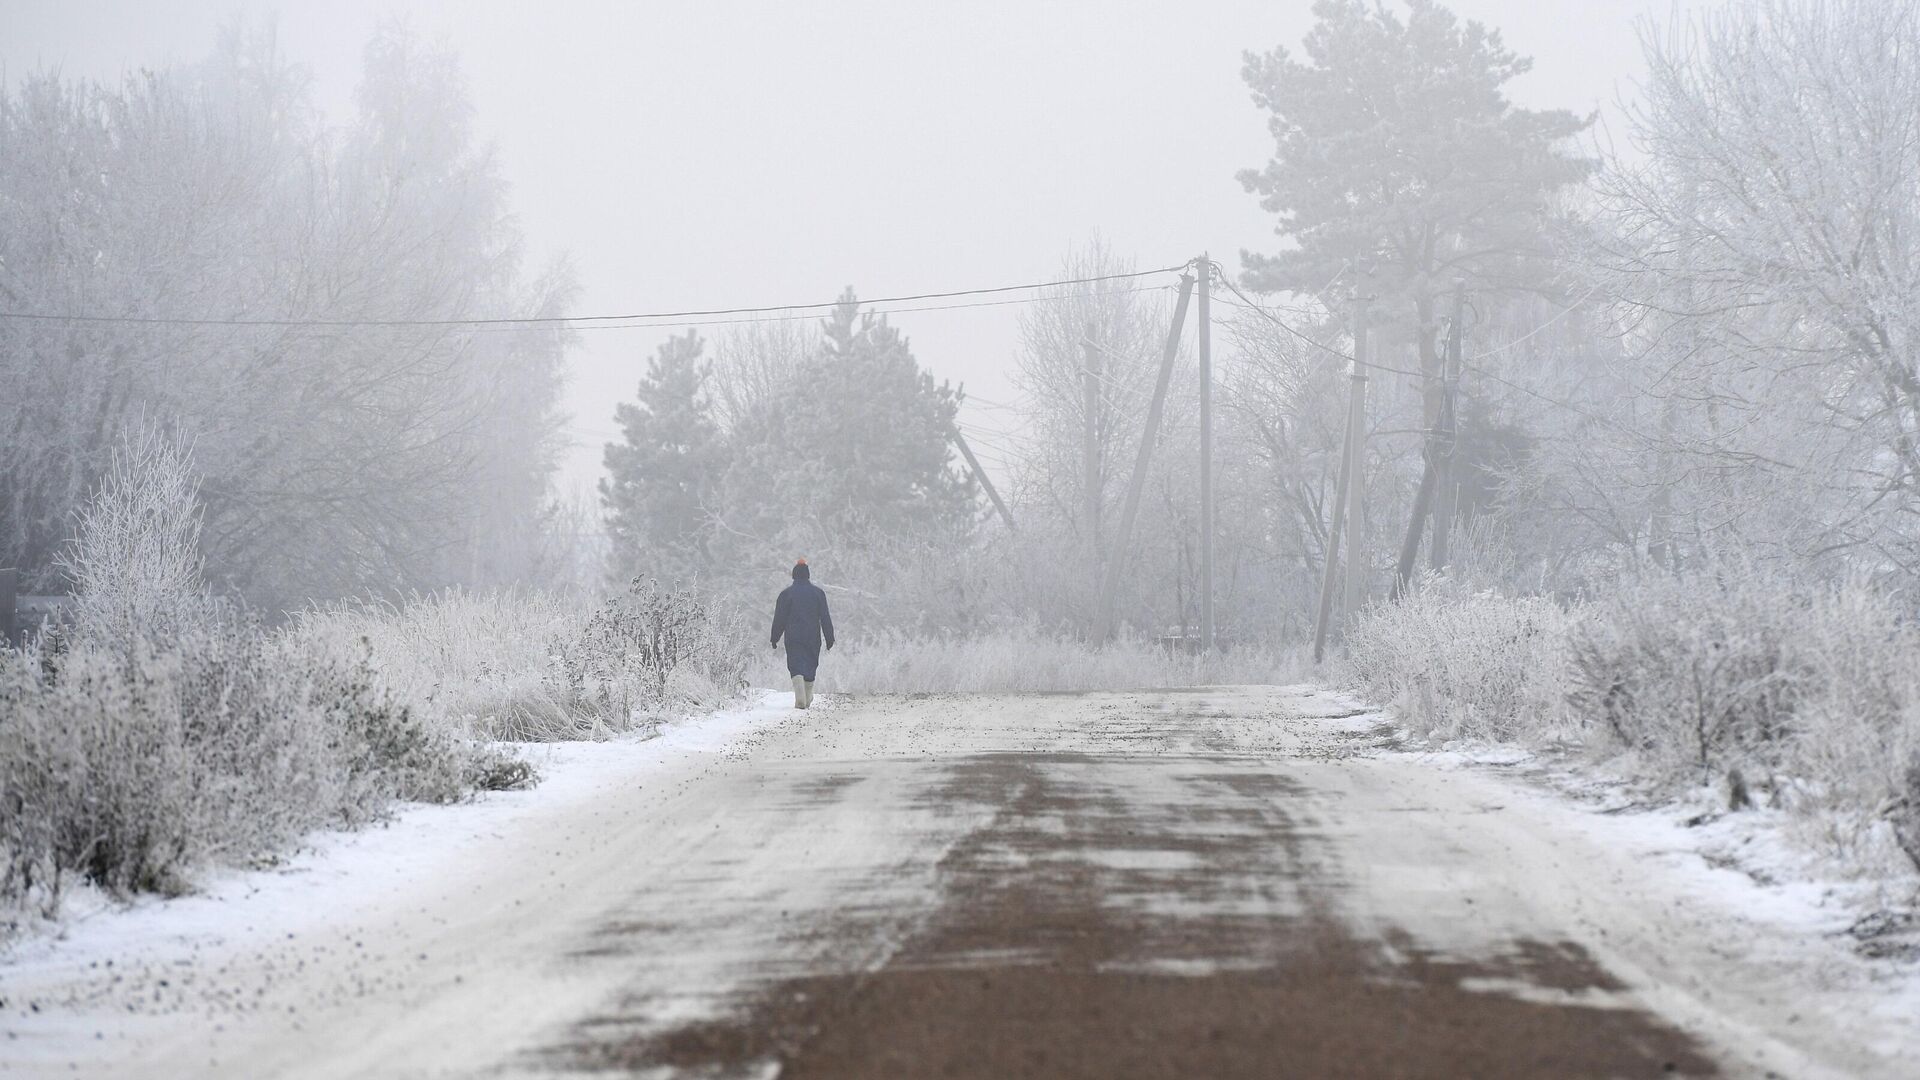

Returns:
1,686,1914,1078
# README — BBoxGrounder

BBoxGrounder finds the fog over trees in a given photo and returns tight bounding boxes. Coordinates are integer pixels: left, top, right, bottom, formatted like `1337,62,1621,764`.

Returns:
4,0,1920,914
0,24,572,610
6,0,1911,630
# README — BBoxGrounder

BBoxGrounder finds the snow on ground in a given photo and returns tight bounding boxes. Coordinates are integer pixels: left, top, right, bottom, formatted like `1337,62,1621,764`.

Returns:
1,689,791,977
1382,728,1920,1064
4,683,1916,1078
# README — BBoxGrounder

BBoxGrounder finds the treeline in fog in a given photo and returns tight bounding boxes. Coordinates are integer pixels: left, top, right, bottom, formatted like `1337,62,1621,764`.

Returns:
0,25,574,611
3,0,1917,913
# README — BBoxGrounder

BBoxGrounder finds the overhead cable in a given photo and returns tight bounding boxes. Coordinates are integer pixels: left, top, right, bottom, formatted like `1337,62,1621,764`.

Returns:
0,264,1189,330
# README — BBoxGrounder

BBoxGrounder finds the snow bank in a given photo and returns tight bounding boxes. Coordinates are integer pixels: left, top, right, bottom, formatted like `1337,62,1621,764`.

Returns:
2,690,791,973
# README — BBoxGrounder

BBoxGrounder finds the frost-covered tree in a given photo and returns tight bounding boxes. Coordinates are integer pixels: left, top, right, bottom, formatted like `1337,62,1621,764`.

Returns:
57,426,208,649
1011,241,1166,543
1578,0,1920,573
716,292,974,561
0,22,571,608
999,242,1171,628
708,321,814,434
601,331,727,584
1237,0,1593,392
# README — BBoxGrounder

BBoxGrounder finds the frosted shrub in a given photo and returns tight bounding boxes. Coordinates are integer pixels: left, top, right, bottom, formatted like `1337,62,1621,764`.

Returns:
0,435,526,915
1897,752,1920,871
293,590,591,741
0,617,514,911
1569,566,1815,786
1342,579,1574,740
54,427,208,650
552,578,748,733
1561,564,1920,868
1778,583,1920,815
294,583,750,742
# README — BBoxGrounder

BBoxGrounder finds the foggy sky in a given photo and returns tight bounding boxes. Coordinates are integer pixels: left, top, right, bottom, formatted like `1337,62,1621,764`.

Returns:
4,0,1670,502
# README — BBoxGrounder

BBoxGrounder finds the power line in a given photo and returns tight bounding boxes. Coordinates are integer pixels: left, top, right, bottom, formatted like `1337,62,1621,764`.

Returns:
1465,285,1601,361
954,426,1030,459
1205,291,1328,318
1208,264,1356,364
0,264,1189,330
961,393,1031,412
516,284,1176,334
1459,358,1651,445
1207,310,1425,379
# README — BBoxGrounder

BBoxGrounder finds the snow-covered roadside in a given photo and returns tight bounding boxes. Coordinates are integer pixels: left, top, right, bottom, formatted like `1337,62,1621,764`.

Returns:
1415,740,1920,938
0,691,792,1021
1353,704,1920,1065
8,683,1915,1077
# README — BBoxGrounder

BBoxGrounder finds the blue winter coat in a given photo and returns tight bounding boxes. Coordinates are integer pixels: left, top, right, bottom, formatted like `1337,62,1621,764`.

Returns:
771,567,834,679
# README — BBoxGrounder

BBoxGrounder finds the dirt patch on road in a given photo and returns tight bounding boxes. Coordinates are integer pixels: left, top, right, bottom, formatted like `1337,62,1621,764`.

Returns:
609,951,1705,1079
561,751,1718,1078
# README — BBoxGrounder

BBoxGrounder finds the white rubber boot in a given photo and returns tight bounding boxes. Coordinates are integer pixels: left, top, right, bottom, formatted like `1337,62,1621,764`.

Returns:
802,679,815,709
792,675,808,709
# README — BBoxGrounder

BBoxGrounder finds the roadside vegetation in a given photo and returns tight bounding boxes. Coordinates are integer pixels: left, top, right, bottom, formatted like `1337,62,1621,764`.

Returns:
1343,565,1920,877
0,435,747,924
6,0,1919,918
1324,0,1920,884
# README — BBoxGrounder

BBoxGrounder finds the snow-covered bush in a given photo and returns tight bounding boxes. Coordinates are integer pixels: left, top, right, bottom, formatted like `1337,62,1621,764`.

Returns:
825,625,1303,694
0,436,527,916
551,578,748,735
295,580,750,741
1770,581,1920,826
1565,566,1912,796
0,609,523,912
1566,567,1807,785
1342,578,1575,741
52,427,210,650
1564,564,1920,869
1348,559,1920,872
293,590,592,741
1896,752,1920,871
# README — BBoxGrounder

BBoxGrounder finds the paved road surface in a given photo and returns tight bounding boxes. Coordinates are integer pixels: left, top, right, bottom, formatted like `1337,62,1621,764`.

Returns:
5,687,1898,1077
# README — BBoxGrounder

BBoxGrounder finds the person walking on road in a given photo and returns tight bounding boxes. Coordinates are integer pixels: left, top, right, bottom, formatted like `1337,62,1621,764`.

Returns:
771,558,833,709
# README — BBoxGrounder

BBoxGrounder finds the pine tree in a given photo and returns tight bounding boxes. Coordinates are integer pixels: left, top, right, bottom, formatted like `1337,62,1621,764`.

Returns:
717,291,975,557
600,331,728,583
1238,0,1594,380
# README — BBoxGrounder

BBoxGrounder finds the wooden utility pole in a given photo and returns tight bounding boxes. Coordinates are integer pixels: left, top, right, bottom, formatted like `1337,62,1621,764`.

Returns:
1428,283,1465,573
1341,296,1372,629
1312,292,1369,663
1648,279,1690,570
1394,283,1465,597
952,427,1017,533
1392,442,1439,599
1083,323,1102,561
0,567,16,650
1094,266,1196,642
1197,255,1215,651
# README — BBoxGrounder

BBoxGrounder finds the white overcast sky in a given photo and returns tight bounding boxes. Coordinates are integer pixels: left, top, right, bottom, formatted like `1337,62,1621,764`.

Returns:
5,0,1675,498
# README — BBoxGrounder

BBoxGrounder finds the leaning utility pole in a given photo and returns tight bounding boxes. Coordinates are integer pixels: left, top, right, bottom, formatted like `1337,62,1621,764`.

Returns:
1312,292,1369,663
1093,265,1196,642
1197,255,1215,652
952,426,1017,533
1427,283,1465,573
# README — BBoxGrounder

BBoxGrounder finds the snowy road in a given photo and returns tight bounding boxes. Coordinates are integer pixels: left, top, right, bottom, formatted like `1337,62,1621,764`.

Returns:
4,686,1914,1078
